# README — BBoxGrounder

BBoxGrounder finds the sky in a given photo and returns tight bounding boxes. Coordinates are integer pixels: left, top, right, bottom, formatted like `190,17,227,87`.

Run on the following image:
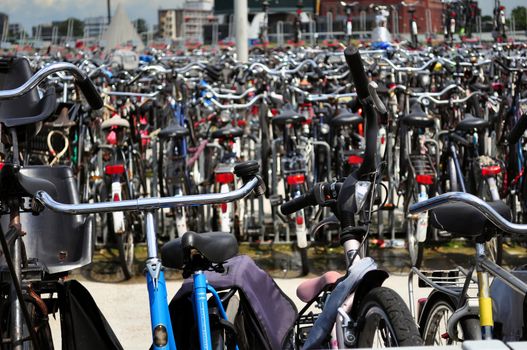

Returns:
2,0,526,33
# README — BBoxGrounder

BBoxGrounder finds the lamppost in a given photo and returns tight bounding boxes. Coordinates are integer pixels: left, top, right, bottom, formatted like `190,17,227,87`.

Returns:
340,1,358,42
294,0,303,44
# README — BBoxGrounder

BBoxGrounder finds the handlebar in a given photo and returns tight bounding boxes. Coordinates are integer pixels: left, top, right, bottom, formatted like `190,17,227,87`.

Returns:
381,57,437,73
417,91,480,105
409,192,527,235
204,86,256,100
0,62,103,109
35,176,261,215
206,93,265,110
281,190,317,215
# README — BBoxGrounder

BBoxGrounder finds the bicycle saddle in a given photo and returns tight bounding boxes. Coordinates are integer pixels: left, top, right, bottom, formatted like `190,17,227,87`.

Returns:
0,165,58,200
210,126,243,139
401,103,435,128
161,231,238,270
272,105,306,126
455,113,489,132
0,57,57,128
429,200,511,238
100,116,130,130
329,109,362,127
297,271,342,303
158,124,189,139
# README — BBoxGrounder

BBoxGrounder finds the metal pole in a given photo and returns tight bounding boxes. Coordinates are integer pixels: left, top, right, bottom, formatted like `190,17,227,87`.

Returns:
1,18,8,43
234,0,248,62
326,11,333,38
212,22,219,47
360,10,366,37
309,19,316,46
476,15,481,34
107,0,112,25
277,21,284,47
426,8,432,35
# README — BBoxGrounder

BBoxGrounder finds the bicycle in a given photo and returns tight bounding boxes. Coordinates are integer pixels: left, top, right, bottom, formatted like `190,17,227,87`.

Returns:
408,191,527,344
279,46,423,348
34,162,266,350
0,58,103,349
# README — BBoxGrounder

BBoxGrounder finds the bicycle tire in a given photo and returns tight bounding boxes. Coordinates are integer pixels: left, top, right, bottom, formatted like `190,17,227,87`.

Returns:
355,287,423,347
419,295,480,345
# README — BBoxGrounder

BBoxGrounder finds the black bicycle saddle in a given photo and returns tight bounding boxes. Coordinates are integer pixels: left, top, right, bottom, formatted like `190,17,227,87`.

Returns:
161,231,238,270
429,201,511,238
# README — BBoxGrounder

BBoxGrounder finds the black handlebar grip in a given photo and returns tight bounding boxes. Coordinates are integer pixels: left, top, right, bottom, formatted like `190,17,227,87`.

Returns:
509,114,527,145
344,46,369,101
280,191,317,215
76,77,104,110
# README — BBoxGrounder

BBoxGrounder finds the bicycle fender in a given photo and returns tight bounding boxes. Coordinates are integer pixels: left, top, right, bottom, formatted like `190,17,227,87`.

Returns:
351,269,390,310
302,257,378,350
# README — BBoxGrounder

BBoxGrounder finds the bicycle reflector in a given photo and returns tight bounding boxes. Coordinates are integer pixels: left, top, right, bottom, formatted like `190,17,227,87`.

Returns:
287,174,305,185
215,172,235,184
481,165,501,177
348,155,364,165
105,164,126,175
415,174,434,185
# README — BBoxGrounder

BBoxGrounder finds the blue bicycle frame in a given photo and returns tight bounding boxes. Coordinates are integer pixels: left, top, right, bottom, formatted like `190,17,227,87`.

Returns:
144,211,236,350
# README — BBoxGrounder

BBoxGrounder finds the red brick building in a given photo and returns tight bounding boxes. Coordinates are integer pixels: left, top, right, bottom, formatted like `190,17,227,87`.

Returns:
318,0,443,34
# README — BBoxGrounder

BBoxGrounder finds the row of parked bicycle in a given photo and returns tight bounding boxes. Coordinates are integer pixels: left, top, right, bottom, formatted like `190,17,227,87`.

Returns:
34,40,527,278
0,40,526,349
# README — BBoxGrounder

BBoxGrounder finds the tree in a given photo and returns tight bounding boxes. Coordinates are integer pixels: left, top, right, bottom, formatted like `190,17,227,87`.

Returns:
511,6,526,31
57,18,84,38
134,18,148,34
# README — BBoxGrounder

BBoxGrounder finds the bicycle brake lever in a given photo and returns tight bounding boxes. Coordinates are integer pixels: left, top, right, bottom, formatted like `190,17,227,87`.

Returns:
367,81,387,114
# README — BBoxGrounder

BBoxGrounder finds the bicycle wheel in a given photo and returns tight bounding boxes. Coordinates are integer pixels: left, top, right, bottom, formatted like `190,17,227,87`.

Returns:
419,296,480,345
355,287,423,347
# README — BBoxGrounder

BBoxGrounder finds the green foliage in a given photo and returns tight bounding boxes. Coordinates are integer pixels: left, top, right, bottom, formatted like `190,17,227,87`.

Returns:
57,18,84,37
511,6,526,30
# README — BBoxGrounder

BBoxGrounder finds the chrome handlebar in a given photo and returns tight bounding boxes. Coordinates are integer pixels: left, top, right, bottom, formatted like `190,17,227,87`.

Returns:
34,177,260,215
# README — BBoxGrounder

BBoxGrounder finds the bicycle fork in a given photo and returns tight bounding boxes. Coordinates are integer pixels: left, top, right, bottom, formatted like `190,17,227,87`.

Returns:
145,211,177,350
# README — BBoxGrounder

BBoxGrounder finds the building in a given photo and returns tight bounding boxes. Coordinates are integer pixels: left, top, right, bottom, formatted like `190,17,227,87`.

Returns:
84,16,108,39
319,0,443,34
8,23,22,39
158,0,213,42
0,13,8,40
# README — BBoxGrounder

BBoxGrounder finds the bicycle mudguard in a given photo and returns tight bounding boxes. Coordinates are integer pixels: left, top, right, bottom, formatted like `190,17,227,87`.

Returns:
302,257,381,350
58,280,123,350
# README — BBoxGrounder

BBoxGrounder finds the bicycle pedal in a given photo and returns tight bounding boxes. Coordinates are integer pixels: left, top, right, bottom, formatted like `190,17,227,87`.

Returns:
437,230,452,238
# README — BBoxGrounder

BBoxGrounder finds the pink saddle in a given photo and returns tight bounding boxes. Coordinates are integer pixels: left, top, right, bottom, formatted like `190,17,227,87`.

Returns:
296,271,342,302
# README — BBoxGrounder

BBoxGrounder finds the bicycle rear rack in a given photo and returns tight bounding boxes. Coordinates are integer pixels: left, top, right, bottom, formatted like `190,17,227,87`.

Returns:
408,153,436,177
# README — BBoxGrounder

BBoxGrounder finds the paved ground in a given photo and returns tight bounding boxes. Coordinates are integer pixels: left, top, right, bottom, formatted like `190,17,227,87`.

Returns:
45,242,526,349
